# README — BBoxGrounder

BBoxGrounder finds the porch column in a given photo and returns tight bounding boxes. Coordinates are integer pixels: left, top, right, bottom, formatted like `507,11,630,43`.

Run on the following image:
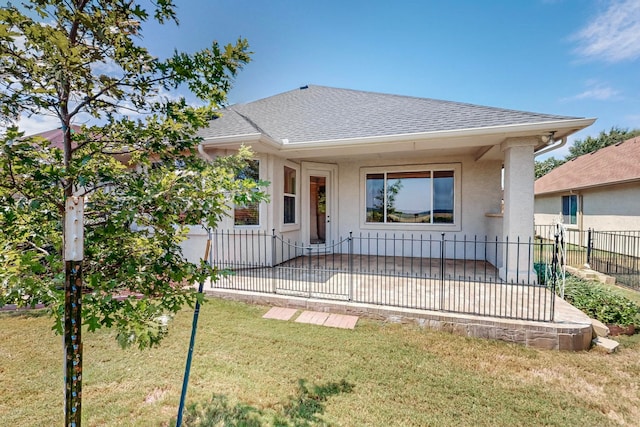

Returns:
501,137,537,283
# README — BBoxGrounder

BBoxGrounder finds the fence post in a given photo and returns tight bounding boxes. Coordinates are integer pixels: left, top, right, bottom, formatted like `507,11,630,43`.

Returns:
550,231,559,321
440,233,445,311
307,245,313,297
348,231,353,301
586,228,592,267
271,229,276,294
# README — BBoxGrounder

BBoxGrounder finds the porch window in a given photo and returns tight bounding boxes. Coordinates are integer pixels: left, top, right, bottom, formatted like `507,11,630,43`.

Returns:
234,160,260,226
365,169,454,224
562,195,577,225
283,166,296,224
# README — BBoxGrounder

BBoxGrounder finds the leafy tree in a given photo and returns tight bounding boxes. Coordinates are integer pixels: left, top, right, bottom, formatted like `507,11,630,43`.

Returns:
567,126,640,160
0,0,265,349
369,179,402,222
534,156,565,179
535,127,640,178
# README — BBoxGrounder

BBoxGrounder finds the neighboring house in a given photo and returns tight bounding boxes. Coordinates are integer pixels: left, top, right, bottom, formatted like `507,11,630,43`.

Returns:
26,125,82,149
185,85,594,282
535,136,640,232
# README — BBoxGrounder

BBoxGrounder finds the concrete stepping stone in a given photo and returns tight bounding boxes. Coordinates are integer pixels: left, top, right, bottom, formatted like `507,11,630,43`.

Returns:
262,307,298,321
323,313,358,329
295,310,330,325
262,307,359,329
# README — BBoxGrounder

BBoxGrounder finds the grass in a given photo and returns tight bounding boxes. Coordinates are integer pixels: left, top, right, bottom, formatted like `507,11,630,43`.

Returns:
2,298,640,426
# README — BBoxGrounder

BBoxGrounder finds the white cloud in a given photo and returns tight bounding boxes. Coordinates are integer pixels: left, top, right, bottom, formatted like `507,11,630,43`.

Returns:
572,0,640,62
90,58,122,76
15,114,62,136
561,80,619,101
12,110,96,136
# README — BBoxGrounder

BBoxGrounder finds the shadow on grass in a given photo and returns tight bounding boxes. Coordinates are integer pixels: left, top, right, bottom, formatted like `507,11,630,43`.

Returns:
0,307,50,319
172,379,354,427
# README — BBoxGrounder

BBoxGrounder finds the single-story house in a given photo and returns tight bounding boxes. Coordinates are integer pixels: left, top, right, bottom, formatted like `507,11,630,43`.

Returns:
184,85,595,284
535,136,640,232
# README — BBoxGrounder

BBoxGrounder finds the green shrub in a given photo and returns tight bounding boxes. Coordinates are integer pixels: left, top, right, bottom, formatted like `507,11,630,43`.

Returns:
563,277,640,327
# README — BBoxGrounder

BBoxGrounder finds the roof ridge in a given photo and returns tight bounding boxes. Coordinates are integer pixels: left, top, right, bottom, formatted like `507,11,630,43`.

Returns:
249,84,580,120
230,107,274,140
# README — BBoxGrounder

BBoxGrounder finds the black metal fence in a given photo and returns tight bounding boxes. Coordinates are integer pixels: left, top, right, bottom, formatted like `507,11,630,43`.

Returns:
534,225,589,268
535,225,640,290
207,230,558,322
589,230,640,290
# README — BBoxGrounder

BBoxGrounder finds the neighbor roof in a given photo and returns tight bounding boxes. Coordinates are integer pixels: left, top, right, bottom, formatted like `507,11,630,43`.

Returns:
535,136,640,195
199,85,587,144
26,125,82,150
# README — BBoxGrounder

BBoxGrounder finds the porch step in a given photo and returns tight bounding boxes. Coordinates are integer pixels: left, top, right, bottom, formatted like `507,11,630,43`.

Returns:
591,318,610,338
592,336,619,353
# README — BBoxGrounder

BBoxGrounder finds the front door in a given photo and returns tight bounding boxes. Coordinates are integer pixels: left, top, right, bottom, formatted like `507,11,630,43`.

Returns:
309,174,328,244
302,162,337,248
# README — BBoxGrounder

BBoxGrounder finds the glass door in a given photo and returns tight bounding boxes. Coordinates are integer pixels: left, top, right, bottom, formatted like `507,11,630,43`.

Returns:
309,175,328,244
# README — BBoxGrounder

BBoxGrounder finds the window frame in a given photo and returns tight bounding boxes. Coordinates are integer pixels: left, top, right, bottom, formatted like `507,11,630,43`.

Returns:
281,162,300,231
561,194,578,226
233,158,262,228
360,163,461,231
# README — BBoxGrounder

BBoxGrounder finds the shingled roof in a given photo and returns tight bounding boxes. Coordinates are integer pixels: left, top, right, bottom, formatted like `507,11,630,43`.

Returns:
535,137,640,195
26,125,82,150
199,85,586,144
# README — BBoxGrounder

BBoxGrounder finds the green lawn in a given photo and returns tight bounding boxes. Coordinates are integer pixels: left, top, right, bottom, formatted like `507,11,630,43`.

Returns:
1,298,640,426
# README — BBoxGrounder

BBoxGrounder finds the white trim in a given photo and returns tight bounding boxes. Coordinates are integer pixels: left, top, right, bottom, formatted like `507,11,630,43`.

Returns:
359,163,462,232
201,118,596,151
280,161,301,232
301,162,339,245
233,156,265,229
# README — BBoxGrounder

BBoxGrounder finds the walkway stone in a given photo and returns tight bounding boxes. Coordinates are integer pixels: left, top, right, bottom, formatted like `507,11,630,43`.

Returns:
324,313,358,329
262,307,297,321
262,307,359,329
295,310,329,325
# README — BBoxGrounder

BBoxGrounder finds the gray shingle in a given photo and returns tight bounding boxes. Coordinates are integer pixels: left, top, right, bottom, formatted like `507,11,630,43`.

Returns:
199,85,582,143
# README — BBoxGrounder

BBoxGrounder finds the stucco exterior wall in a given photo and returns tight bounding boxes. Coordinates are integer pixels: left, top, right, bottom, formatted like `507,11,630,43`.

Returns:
581,182,640,231
534,195,561,227
184,150,508,263
535,181,640,232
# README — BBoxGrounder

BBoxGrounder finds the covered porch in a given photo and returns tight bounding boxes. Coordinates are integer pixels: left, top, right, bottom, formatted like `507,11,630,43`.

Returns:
201,229,593,350
207,230,561,320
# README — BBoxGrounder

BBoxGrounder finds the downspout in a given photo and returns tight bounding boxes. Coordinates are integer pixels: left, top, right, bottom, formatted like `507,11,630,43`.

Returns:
197,143,213,161
534,136,567,157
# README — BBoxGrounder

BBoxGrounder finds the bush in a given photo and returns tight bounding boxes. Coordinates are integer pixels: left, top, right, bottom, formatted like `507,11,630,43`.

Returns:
563,277,640,327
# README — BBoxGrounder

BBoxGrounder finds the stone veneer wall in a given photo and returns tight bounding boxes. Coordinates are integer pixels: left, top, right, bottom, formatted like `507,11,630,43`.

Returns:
205,289,593,351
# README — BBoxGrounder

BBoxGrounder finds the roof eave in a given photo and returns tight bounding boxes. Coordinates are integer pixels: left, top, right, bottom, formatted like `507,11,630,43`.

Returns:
535,176,640,196
200,117,596,152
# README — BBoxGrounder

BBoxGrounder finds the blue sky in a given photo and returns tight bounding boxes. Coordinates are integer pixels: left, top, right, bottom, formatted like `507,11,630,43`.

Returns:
18,0,640,160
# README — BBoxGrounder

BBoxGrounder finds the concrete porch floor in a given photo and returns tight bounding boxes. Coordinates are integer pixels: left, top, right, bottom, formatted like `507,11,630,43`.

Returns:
279,254,502,282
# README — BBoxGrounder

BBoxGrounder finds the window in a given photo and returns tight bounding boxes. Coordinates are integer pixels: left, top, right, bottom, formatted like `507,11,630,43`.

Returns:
234,160,260,226
562,195,577,225
365,169,455,224
283,166,296,224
